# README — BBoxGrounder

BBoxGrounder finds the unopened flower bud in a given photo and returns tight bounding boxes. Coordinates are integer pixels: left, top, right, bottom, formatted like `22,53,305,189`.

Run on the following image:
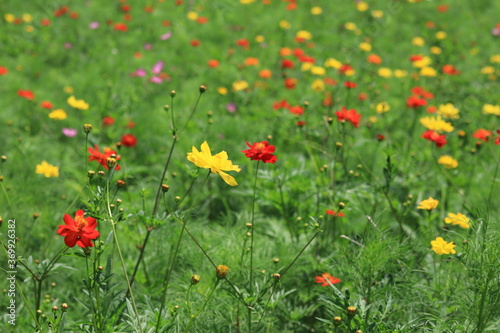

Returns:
97,266,103,271
245,223,252,228
161,184,170,192
83,124,93,133
175,196,181,202
336,142,343,148
117,179,126,187
61,303,68,311
273,258,280,264
272,273,281,281
191,274,201,285
116,199,122,205
87,170,95,179
170,90,176,97
338,202,345,210
98,171,105,178
347,306,357,318
164,105,169,112
216,265,229,279
52,306,58,312
327,117,333,124
1,155,7,162
199,85,207,93
333,316,342,326
33,212,40,219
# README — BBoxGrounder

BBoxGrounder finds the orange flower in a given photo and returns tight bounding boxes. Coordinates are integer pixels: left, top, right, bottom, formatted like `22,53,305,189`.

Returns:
40,101,53,109
244,57,259,66
208,59,220,68
288,105,304,115
259,69,272,79
0,67,8,75
315,273,341,286
18,89,35,100
196,16,208,24
57,210,100,248
284,77,297,89
113,23,128,31
88,145,121,170
367,54,382,65
442,64,460,75
280,47,292,56
473,129,492,142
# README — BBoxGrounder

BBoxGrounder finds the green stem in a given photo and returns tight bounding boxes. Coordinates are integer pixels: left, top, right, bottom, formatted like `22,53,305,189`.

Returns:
248,161,260,333
184,280,220,333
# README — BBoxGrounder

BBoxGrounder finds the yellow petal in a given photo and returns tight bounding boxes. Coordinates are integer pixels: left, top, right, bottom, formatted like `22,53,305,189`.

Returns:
218,171,238,186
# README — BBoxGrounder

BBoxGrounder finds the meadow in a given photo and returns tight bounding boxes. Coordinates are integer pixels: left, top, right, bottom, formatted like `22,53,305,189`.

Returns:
1,0,499,332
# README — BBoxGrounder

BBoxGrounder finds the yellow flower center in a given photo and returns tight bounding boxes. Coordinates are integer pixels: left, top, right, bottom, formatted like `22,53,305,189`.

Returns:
255,142,265,151
75,215,88,230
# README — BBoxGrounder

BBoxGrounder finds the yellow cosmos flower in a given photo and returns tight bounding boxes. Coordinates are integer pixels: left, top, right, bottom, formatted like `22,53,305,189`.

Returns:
481,66,495,75
22,13,33,23
412,56,431,68
187,141,241,186
356,1,369,11
378,68,392,78
296,30,312,40
240,0,256,4
420,66,437,77
444,213,471,229
49,109,67,120
311,79,325,92
36,161,59,178
67,96,89,110
431,237,456,255
438,155,458,169
324,58,342,69
412,37,425,46
420,116,454,132
430,46,442,55
311,6,322,15
418,197,439,210
301,62,313,71
279,20,291,29
372,10,384,18
345,22,357,31
489,54,500,63
310,66,325,75
435,31,447,40
482,104,500,116
217,87,228,95
187,11,198,20
232,80,249,91
359,42,372,52
437,103,460,119
255,35,264,43
394,69,407,78
4,13,15,23
375,102,390,113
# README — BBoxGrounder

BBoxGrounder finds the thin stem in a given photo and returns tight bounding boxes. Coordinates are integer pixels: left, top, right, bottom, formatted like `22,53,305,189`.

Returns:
281,231,319,277
179,91,204,133
184,280,220,333
248,161,260,333
486,151,499,210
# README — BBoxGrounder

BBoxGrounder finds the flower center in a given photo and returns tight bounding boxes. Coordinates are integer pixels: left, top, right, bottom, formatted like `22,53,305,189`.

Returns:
255,142,265,151
75,215,88,230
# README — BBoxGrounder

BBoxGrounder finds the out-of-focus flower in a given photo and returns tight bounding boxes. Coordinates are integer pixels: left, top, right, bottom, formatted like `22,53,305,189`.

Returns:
335,107,361,128
324,58,342,69
49,109,67,120
412,37,425,46
367,54,382,64
378,68,392,77
121,134,137,147
315,273,341,286
62,128,77,137
418,197,439,210
438,155,458,169
0,66,8,75
288,105,304,115
442,64,460,75
208,59,220,68
40,101,53,109
437,103,460,119
113,23,128,31
67,96,89,110
421,130,447,148
18,89,35,100
241,141,277,163
57,210,100,248
420,67,437,77
88,145,121,170
436,31,447,39
233,80,249,91
407,96,427,108
444,212,471,229
472,129,492,142
325,210,344,217
375,102,390,113
102,116,115,127
284,77,297,89
36,161,59,177
420,116,454,132
431,237,456,255
482,104,500,116
187,141,241,186
226,102,237,113
89,22,99,29
311,6,322,15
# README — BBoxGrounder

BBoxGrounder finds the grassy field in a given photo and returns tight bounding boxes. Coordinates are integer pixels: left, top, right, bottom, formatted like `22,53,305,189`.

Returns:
1,0,499,332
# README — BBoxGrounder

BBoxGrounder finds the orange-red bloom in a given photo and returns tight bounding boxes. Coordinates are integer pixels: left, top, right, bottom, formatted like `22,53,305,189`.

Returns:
421,130,447,148
88,145,121,170
288,105,304,115
121,134,137,147
335,107,361,128
315,273,341,286
406,95,427,108
473,129,492,142
0,67,8,75
442,64,460,75
242,141,277,163
40,101,53,109
18,89,35,100
273,99,290,110
326,209,345,217
57,210,100,248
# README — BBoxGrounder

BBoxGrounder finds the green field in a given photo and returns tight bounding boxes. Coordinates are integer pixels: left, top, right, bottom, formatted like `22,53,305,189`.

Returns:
1,0,499,332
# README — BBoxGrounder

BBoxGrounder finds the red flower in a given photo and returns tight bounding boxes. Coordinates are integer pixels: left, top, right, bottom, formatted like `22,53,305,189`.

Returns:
406,95,427,108
338,64,354,75
273,99,290,110
344,81,357,89
57,210,100,248
18,89,35,100
315,273,341,286
236,38,250,49
41,18,51,26
473,129,492,142
296,120,306,127
208,59,220,68
88,145,121,170
495,130,500,145
376,134,385,141
114,23,128,31
335,107,361,128
121,134,137,147
293,48,304,58
40,101,53,109
409,54,424,62
298,55,315,63
102,116,115,127
442,64,460,75
421,130,447,148
242,141,277,163
411,87,434,99
0,67,8,75
284,78,297,89
281,59,294,69
326,209,345,217
288,105,304,115
190,39,200,47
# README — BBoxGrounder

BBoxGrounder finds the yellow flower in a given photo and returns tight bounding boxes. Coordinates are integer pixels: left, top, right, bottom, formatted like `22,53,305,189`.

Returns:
255,35,264,43
481,66,495,75
311,6,322,15
356,1,369,11
431,237,456,255
418,197,439,210
345,22,357,31
187,11,198,20
67,96,89,110
430,46,442,55
412,56,431,68
4,13,15,23
412,37,425,46
240,0,256,3
435,31,447,40
420,66,437,77
301,62,313,71
438,155,458,169
64,86,74,94
310,66,325,75
489,54,500,63
482,104,500,116
420,116,454,132
375,102,390,113
35,161,59,178
372,10,384,18
311,79,325,92
296,30,312,40
437,103,460,119
444,213,471,229
22,13,33,23
279,20,291,29
232,80,249,91
217,87,228,95
187,141,241,186
48,109,67,120
25,25,34,33
378,68,392,78
324,58,342,69
369,116,378,123
394,69,407,78
359,42,372,52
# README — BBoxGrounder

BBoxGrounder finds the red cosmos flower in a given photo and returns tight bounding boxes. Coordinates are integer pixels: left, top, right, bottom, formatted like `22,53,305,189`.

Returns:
208,59,220,68
326,209,345,217
344,81,357,89
281,59,294,69
273,99,290,110
409,55,424,62
298,55,315,63
335,107,361,128
40,101,53,109
191,39,200,47
376,134,385,141
495,130,500,145
338,64,354,75
284,78,297,89
88,145,121,170
18,90,35,100
358,92,368,101
406,95,427,108
41,18,51,26
315,273,341,286
473,129,492,142
121,134,137,147
289,105,304,115
121,4,131,12
114,23,128,31
411,87,434,99
427,105,437,113
102,116,115,127
57,210,100,248
293,48,305,58
421,130,447,148
0,67,8,75
196,16,208,24
236,38,250,49
296,120,306,127
324,77,337,86
367,54,382,65
442,64,460,75
242,141,277,163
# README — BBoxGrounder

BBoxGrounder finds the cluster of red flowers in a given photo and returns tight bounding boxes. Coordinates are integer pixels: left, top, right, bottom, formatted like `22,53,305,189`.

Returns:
326,209,345,217
335,106,361,128
421,130,447,148
406,86,434,108
101,116,137,148
242,141,277,164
